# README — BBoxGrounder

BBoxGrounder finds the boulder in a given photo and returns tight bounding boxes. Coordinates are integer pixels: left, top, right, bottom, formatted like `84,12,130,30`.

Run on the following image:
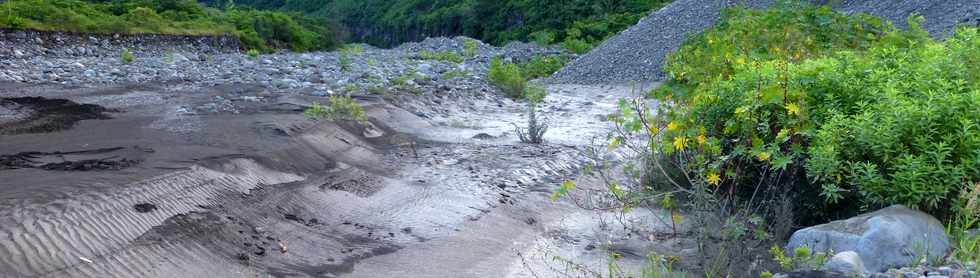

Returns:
787,205,949,272
821,251,866,275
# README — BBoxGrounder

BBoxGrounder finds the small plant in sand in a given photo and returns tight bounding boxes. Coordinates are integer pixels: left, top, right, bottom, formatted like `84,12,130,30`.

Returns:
120,48,135,64
304,95,368,124
514,84,548,144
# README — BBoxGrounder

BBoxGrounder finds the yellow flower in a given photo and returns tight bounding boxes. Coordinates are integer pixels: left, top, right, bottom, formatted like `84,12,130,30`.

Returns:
785,103,801,115
671,212,684,225
707,172,721,185
697,134,707,145
673,136,688,151
757,151,771,161
667,121,680,131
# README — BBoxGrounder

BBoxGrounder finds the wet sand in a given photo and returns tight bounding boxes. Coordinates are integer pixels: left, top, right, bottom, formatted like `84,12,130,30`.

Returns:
0,81,681,277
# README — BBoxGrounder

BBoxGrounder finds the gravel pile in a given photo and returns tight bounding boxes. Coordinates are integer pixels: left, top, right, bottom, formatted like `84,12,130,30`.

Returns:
550,0,980,85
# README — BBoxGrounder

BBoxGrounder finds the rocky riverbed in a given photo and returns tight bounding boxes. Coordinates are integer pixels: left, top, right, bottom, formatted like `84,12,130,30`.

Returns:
0,31,682,278
2,28,976,278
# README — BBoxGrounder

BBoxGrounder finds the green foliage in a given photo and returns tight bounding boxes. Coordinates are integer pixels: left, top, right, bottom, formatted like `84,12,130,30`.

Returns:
462,38,479,57
246,49,259,58
341,43,365,54
519,55,569,79
653,3,980,222
304,95,368,123
223,8,341,52
231,0,671,48
948,183,980,265
560,38,592,54
769,245,829,272
418,50,464,63
515,99,548,144
487,57,526,99
488,55,567,99
338,52,352,71
0,0,340,52
120,48,134,64
522,84,548,104
529,30,555,46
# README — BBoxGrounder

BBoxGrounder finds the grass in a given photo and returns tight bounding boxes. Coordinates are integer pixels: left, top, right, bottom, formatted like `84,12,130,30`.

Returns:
0,0,341,52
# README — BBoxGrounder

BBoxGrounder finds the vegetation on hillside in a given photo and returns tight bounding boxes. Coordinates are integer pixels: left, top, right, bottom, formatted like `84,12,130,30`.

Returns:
0,0,343,52
554,3,979,276
218,0,671,51
654,4,979,222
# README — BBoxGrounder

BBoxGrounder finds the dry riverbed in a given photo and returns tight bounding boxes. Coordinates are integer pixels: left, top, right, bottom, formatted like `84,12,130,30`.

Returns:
0,34,680,277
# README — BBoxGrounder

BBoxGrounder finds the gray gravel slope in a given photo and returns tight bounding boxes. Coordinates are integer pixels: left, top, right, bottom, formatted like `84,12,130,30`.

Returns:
551,0,980,85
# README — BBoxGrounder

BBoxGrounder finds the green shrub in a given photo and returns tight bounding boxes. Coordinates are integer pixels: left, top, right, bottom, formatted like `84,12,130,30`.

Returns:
560,38,592,54
463,38,479,57
652,3,980,221
519,55,569,79
120,48,135,64
341,43,365,54
246,49,260,58
487,57,526,98
0,14,27,30
418,50,464,64
0,0,340,52
304,95,368,123
529,30,555,46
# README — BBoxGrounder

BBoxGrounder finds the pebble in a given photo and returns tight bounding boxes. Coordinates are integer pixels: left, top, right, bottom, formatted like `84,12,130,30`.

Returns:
1,34,558,99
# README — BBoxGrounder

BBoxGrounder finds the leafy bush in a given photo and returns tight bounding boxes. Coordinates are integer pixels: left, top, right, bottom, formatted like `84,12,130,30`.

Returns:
463,38,479,57
246,49,260,58
487,57,526,98
560,38,592,54
0,0,341,52
120,48,135,64
520,55,569,79
653,3,980,222
341,43,365,54
304,95,368,123
529,30,555,46
418,50,464,63
231,0,670,48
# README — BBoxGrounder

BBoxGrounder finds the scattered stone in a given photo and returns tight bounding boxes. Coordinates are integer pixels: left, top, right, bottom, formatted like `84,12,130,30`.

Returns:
821,251,866,275
472,133,496,140
133,203,158,213
787,205,950,273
